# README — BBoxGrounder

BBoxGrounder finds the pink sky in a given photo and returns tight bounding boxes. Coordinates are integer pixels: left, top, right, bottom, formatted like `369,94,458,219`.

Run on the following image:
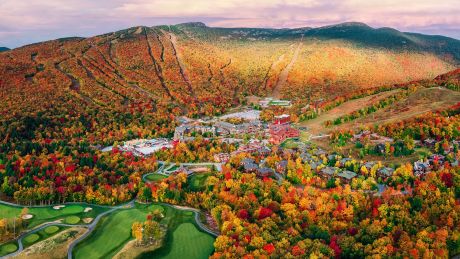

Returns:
1,0,459,48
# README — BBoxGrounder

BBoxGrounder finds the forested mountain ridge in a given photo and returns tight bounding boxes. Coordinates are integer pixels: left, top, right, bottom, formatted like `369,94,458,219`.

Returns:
0,22,458,119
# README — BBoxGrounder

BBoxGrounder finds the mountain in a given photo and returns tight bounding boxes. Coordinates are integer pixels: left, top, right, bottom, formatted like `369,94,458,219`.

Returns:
0,47,9,52
0,22,458,118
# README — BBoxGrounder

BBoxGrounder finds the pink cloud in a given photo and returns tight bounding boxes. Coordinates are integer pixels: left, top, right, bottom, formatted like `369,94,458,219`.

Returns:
0,0,458,48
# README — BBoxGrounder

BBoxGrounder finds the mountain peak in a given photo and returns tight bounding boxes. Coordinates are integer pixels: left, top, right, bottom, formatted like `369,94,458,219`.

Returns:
176,22,207,28
0,47,10,52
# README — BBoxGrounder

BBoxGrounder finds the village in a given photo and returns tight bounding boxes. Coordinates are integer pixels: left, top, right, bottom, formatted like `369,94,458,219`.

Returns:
98,103,460,189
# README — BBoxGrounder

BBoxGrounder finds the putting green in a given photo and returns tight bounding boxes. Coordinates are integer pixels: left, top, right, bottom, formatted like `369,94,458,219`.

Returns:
24,233,40,244
44,225,60,234
0,243,18,256
65,216,81,224
61,205,84,214
162,223,214,259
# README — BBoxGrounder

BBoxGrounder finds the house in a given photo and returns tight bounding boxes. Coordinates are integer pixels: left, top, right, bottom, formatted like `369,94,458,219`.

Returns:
300,152,312,162
269,124,300,145
319,167,338,179
310,162,319,170
377,167,394,179
241,158,255,165
337,170,357,183
257,167,274,178
424,138,436,147
174,126,190,140
214,153,230,163
375,143,386,154
215,121,238,135
364,161,376,170
314,149,327,156
241,158,258,172
276,160,288,174
414,160,430,176
340,158,352,167
273,114,290,125
257,147,271,156
232,142,265,156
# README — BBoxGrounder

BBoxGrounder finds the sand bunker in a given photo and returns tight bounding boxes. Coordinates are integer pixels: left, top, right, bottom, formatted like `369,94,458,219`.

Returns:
22,214,33,220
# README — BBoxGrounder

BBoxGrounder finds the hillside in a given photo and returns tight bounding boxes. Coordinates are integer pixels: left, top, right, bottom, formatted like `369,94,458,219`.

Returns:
0,47,9,52
0,22,458,120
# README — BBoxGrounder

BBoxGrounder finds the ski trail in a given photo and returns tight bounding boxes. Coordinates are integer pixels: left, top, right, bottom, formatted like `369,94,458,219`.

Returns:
272,41,302,98
167,31,196,97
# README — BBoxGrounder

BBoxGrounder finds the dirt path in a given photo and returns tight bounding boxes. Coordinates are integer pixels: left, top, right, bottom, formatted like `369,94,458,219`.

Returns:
272,41,302,98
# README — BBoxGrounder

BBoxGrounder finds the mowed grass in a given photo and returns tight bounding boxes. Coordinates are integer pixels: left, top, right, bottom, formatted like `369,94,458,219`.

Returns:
73,204,156,259
75,203,215,259
146,173,168,182
44,225,59,234
142,206,215,259
22,225,67,248
0,204,109,228
23,233,40,244
65,216,81,224
188,173,210,191
0,242,18,256
161,223,215,259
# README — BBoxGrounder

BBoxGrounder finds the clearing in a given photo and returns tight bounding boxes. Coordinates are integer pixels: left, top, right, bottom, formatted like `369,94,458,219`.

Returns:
300,89,401,135
336,87,460,130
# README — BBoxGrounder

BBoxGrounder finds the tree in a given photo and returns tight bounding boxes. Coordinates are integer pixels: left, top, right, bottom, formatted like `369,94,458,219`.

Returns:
132,222,143,245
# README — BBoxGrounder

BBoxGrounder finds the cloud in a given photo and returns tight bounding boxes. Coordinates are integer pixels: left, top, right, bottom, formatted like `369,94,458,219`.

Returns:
0,0,459,48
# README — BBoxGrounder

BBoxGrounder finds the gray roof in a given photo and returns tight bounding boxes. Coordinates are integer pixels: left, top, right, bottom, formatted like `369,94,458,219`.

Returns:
242,158,255,164
321,167,338,175
378,167,394,177
337,170,357,180
257,167,274,175
340,158,352,164
277,160,288,168
244,162,258,171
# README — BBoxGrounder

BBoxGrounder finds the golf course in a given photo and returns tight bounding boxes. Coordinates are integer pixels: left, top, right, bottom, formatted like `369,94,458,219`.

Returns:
73,203,215,259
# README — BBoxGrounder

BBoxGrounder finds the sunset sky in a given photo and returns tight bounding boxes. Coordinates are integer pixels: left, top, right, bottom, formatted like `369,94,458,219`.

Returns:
1,0,459,48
